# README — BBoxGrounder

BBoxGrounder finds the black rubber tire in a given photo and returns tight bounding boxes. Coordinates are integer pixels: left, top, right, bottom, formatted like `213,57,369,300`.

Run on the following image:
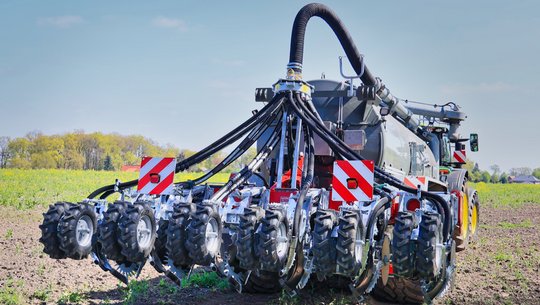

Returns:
154,219,169,265
236,206,264,270
97,201,129,262
371,277,424,304
392,211,415,277
336,209,362,276
118,201,157,263
416,212,443,279
312,209,337,277
257,207,289,272
57,202,98,260
186,202,222,266
243,270,282,293
39,202,74,259
166,203,193,268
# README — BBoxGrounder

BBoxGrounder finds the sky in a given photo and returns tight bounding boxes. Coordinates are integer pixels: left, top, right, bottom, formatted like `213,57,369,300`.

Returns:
0,0,539,172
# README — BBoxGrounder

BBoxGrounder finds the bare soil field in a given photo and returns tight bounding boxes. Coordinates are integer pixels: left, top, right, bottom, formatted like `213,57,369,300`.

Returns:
0,203,539,305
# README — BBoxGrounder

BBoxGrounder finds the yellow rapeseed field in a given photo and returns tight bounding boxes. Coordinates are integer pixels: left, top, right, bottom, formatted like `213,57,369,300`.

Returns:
0,169,229,209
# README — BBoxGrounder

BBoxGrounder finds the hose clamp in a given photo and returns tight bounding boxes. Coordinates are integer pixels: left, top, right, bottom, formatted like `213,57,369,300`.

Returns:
286,62,303,80
273,79,313,97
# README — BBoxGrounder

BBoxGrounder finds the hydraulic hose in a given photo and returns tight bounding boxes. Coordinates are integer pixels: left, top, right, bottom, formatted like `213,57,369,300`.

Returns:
88,94,285,199
211,115,283,202
190,98,285,185
288,3,376,85
289,94,451,241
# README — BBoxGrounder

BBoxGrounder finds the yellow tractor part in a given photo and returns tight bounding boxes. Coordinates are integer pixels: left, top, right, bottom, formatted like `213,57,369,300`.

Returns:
460,191,469,239
468,189,480,241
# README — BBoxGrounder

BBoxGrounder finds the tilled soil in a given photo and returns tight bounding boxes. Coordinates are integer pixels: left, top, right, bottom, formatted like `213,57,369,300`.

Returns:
0,203,538,305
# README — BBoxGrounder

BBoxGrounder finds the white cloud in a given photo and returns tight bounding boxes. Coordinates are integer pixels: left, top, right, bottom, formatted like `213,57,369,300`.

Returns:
37,15,84,28
152,17,188,32
441,82,517,95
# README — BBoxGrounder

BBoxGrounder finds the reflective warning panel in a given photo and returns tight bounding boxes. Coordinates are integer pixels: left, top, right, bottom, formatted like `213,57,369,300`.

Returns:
331,160,374,202
404,176,428,191
453,150,466,163
137,157,176,195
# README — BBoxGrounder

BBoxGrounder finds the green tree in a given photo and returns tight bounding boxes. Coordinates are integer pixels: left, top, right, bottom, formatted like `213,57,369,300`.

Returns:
0,136,10,168
103,155,114,171
481,171,491,183
7,138,32,168
499,173,508,184
532,168,540,179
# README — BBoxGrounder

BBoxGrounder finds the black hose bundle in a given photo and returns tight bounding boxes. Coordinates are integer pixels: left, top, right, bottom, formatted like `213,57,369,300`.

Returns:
89,94,285,199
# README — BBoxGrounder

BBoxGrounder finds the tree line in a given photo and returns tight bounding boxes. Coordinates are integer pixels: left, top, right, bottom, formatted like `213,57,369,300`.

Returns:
0,131,255,172
465,162,540,183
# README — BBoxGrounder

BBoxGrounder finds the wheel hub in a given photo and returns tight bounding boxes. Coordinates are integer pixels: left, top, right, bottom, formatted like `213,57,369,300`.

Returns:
205,217,220,256
76,215,93,248
137,215,152,249
354,225,363,265
276,222,288,260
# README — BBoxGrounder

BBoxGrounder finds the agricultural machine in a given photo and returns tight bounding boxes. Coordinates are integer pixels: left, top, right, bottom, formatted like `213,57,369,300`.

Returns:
40,3,480,304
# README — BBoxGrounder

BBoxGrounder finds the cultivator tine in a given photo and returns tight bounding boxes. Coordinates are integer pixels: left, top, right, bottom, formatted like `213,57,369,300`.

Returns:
149,251,183,286
165,259,187,287
110,267,130,285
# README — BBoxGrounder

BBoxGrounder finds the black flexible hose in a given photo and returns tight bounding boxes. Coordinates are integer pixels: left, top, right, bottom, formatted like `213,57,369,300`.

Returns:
290,94,451,241
289,3,376,85
89,94,285,199
211,113,283,202
292,111,314,238
190,98,284,185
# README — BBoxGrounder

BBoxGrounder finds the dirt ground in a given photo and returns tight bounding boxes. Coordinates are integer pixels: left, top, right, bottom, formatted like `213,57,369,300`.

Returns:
0,203,539,305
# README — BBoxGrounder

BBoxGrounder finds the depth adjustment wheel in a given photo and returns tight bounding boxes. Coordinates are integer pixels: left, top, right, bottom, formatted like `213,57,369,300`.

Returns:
57,202,97,260
98,201,129,262
416,212,444,279
312,208,337,278
391,211,415,277
257,206,289,272
118,201,157,263
186,202,222,266
236,206,264,270
166,202,193,268
39,202,74,259
336,209,363,276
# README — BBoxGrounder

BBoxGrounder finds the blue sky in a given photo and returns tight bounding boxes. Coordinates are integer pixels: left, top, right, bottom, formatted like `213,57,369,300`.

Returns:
0,0,539,172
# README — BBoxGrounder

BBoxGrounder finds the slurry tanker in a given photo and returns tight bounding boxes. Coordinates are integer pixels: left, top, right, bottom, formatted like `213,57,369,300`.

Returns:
40,3,480,304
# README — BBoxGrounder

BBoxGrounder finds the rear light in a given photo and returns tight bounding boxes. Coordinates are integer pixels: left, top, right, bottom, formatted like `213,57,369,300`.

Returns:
440,168,450,175
149,173,161,183
346,178,358,189
406,198,421,211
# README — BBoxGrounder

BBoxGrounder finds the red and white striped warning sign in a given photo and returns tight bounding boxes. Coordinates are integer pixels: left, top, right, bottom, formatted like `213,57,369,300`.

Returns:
137,157,176,195
404,176,428,191
331,160,374,202
453,150,466,163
